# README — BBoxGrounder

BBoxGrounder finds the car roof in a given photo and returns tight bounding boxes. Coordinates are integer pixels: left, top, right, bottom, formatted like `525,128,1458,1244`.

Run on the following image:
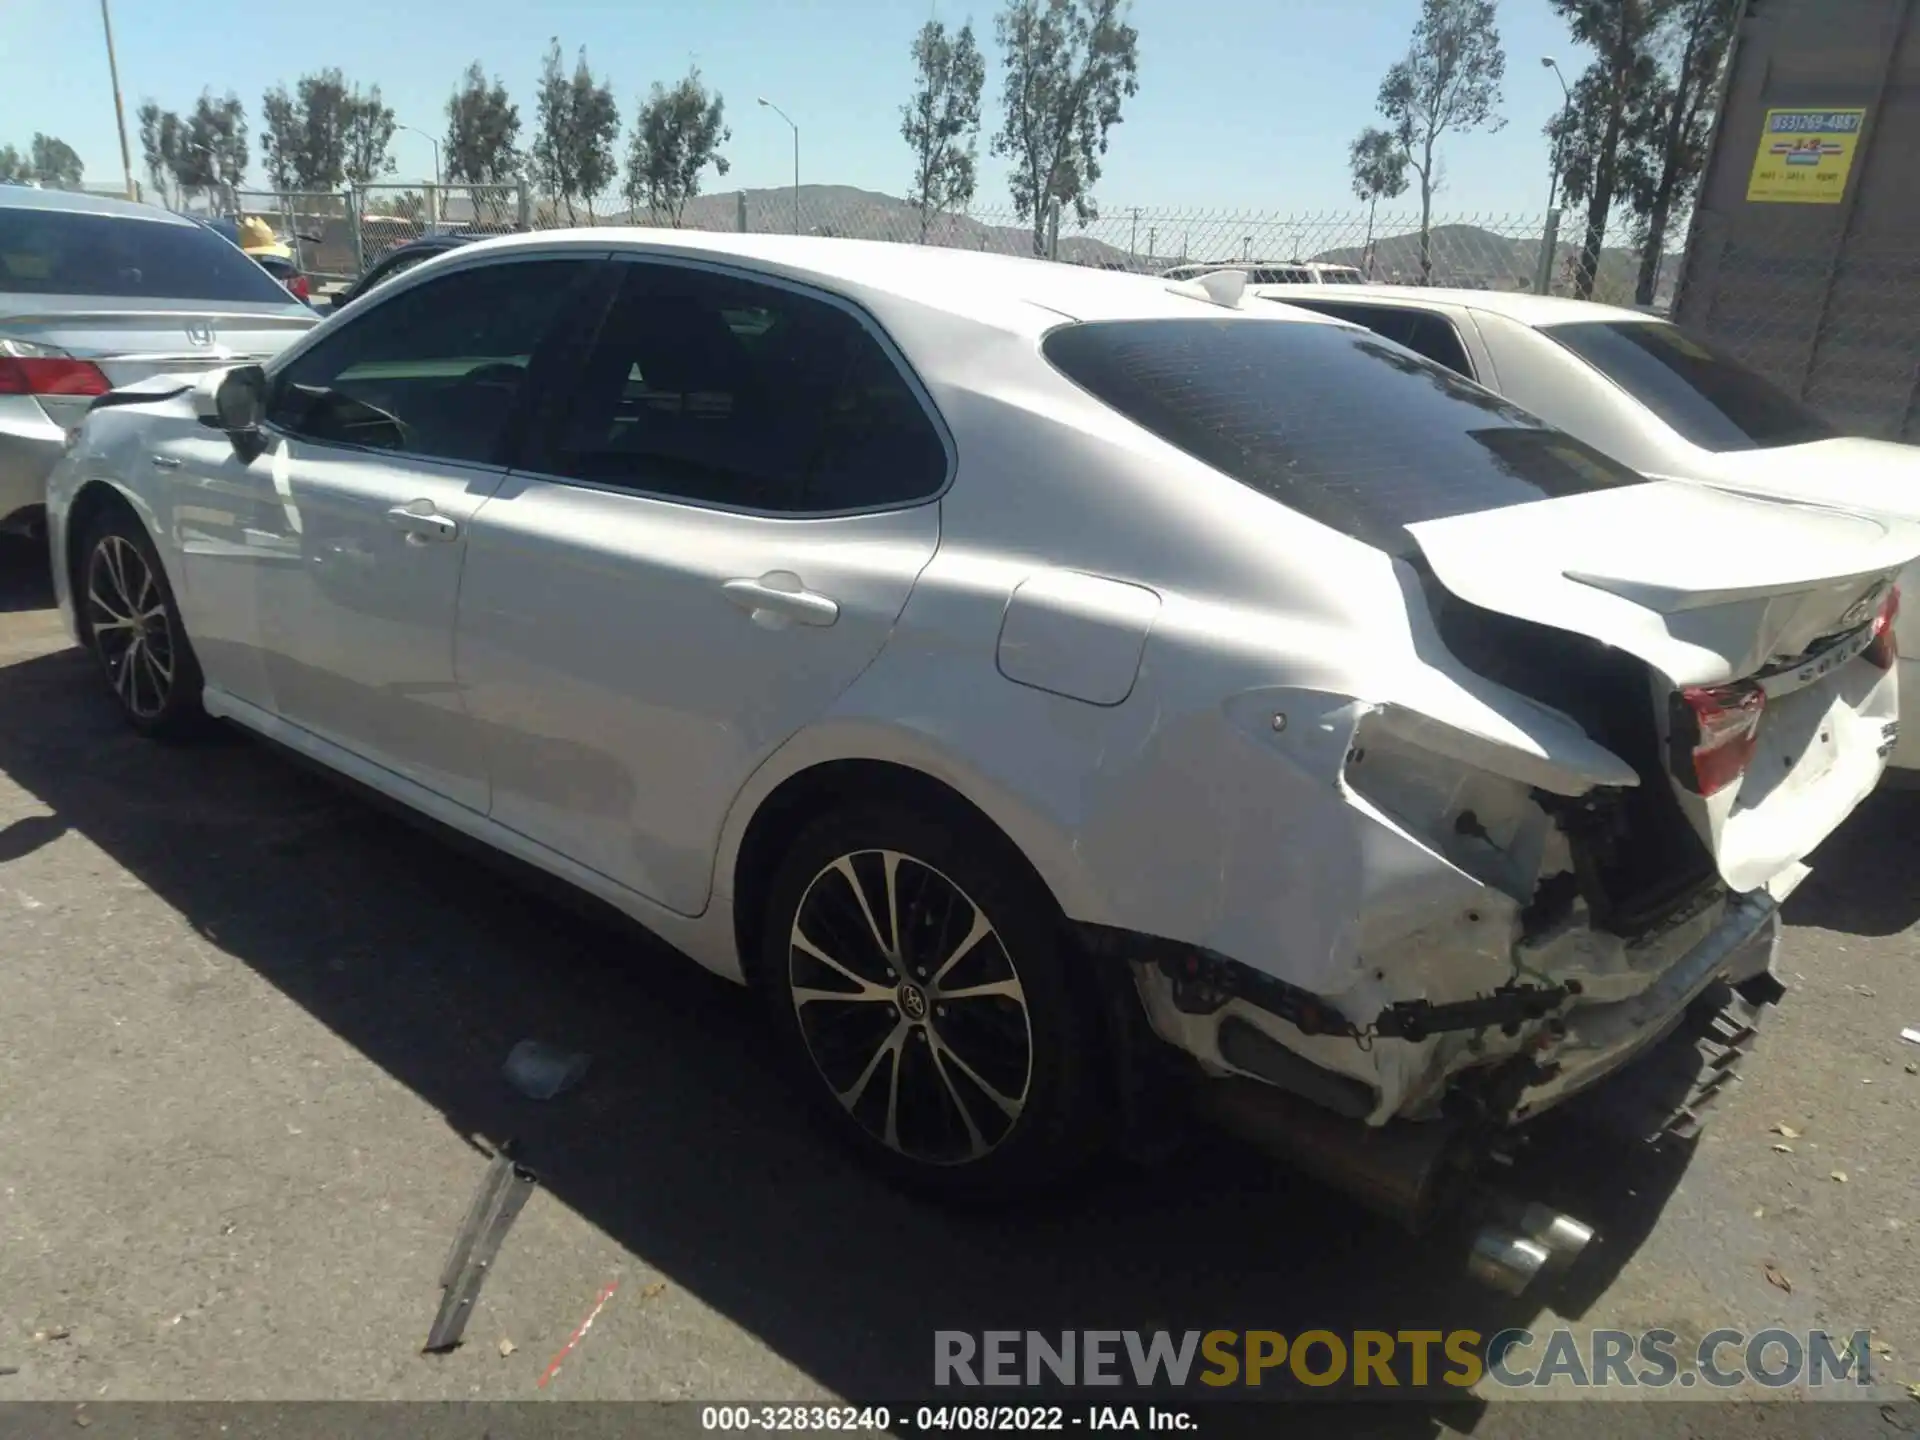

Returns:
1244,281,1657,327
452,228,1348,328
0,186,194,226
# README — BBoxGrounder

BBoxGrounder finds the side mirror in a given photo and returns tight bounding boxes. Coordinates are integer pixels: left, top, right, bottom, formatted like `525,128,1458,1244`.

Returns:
192,364,267,433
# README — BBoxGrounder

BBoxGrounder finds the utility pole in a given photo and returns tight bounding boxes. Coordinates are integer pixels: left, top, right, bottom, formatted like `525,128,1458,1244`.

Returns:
99,0,137,201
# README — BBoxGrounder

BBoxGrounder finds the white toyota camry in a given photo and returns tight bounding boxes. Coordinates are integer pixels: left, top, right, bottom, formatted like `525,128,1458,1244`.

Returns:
43,233,1916,1280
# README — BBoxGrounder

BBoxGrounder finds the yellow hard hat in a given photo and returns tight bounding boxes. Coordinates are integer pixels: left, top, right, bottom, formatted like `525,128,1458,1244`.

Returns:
237,215,293,259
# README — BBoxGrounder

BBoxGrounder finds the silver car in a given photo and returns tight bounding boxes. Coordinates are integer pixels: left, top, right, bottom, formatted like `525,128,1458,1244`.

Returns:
0,187,317,538
42,233,1915,1288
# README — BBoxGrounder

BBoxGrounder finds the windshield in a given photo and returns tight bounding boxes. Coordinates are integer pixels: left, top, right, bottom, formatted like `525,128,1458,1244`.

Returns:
1043,317,1647,559
0,206,294,303
1542,320,1838,453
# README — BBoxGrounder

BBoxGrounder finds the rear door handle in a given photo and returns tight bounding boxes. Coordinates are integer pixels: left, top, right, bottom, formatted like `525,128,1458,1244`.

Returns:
722,572,840,628
149,455,182,470
385,501,459,545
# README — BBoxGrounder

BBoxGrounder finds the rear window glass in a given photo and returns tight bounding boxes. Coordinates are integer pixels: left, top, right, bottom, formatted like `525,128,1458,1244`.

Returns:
1542,320,1837,453
0,206,292,303
1042,317,1647,558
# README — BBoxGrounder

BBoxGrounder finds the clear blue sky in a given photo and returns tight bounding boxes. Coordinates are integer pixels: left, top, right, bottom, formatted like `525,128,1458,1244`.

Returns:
1,0,1594,219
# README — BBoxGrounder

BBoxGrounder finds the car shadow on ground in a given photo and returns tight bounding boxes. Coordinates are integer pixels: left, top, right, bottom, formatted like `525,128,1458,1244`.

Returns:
0,536,55,614
1782,785,1920,937
0,637,1719,1435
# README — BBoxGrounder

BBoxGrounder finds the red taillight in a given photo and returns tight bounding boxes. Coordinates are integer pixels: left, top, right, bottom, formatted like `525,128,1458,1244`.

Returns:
0,341,110,398
1675,682,1766,797
1866,585,1900,670
288,273,311,301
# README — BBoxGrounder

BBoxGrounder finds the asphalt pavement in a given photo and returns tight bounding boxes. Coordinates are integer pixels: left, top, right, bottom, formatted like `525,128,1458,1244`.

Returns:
2,536,1918,1435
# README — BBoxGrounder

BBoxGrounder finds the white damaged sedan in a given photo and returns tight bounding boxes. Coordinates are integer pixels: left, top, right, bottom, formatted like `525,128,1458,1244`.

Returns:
43,234,1916,1283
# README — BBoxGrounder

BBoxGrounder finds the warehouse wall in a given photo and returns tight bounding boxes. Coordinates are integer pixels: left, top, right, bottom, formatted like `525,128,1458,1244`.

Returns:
1674,0,1919,442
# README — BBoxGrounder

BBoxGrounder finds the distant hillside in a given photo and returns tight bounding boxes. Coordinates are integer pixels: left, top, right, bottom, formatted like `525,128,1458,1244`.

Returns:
1313,222,1680,303
443,185,1680,302
593,183,1136,268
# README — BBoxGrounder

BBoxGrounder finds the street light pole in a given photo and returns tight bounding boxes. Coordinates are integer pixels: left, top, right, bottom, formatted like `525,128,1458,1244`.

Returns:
1536,56,1575,295
757,97,800,234
394,123,441,189
393,123,441,226
1540,56,1573,215
99,0,137,201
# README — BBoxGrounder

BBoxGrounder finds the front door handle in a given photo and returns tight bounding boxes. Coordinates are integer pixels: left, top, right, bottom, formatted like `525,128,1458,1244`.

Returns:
722,571,840,628
385,500,459,545
149,454,183,470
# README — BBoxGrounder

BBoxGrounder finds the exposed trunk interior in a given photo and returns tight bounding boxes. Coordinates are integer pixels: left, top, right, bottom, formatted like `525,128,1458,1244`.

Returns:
1416,571,1718,937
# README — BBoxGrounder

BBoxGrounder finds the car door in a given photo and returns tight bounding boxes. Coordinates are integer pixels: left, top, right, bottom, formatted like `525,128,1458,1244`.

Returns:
242,253,607,812
455,257,950,915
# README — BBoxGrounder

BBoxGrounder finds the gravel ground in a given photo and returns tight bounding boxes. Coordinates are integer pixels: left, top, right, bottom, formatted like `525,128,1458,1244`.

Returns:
1,538,1917,1435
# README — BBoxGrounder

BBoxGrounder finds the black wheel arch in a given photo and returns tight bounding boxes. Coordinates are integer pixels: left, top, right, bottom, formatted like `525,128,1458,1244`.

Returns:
731,757,1171,1151
65,481,149,649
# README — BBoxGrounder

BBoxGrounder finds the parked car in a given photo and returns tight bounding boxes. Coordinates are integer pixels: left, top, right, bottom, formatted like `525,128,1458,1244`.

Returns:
43,235,1916,1285
233,216,316,307
325,233,476,313
0,188,319,539
1162,260,1365,285
1253,282,1920,777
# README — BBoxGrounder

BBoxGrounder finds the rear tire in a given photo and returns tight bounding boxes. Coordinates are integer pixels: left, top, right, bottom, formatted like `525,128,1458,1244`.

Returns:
757,802,1103,1201
78,506,207,740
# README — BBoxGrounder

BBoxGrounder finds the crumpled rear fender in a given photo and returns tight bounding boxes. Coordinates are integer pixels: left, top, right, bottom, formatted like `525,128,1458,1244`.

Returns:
720,559,1629,1016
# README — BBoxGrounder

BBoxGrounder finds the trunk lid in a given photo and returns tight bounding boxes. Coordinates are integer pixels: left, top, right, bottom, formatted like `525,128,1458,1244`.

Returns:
1407,480,1918,894
1676,435,1920,671
0,298,315,430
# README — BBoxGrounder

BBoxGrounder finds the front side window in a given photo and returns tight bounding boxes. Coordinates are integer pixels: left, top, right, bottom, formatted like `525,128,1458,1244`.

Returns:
1541,320,1838,452
1043,316,1645,559
534,263,947,513
0,206,294,303
266,258,599,466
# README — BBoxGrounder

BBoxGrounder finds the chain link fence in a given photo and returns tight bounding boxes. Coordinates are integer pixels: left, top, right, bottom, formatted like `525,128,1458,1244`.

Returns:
208,182,1667,305
229,189,357,287
224,184,526,292
517,193,1666,306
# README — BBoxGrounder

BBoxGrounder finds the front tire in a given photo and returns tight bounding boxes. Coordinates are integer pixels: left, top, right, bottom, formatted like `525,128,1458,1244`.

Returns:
758,803,1102,1200
78,507,206,739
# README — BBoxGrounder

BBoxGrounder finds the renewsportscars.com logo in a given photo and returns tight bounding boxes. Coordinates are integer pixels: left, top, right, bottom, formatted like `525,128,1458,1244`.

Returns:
933,1329,1876,1391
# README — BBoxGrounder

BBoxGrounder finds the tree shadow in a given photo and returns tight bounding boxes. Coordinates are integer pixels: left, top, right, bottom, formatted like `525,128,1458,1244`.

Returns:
0,643,1702,1428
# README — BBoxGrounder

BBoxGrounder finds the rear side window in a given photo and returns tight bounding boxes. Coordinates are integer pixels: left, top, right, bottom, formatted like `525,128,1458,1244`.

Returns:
1542,320,1837,452
535,262,948,513
1042,317,1646,559
1278,300,1474,378
0,206,293,303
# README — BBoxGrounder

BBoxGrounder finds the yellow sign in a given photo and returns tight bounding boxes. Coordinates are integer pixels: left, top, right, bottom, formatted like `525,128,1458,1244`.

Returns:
1746,107,1866,204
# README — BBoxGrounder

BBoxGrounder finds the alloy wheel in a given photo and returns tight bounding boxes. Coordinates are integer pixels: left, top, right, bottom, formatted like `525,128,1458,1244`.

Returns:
788,849,1035,1166
86,534,175,721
